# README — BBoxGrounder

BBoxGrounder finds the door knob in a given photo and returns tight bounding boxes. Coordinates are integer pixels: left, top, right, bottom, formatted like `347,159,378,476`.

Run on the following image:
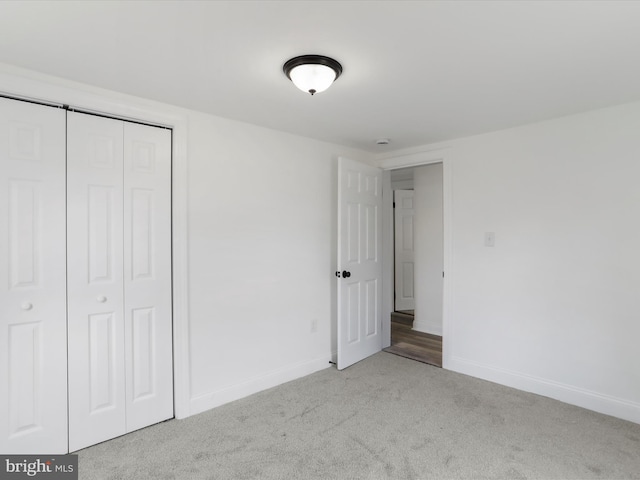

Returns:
342,270,351,278
97,295,107,303
21,302,33,311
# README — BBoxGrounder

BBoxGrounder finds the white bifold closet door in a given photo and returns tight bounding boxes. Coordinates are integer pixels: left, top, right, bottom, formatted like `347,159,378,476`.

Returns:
0,98,68,454
67,112,173,452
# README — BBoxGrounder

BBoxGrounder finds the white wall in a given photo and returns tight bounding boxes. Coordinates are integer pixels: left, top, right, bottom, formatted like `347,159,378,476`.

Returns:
186,112,371,413
413,163,443,335
390,168,414,190
442,101,640,423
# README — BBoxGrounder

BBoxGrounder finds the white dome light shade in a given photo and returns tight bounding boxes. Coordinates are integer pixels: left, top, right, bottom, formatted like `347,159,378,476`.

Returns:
283,55,343,96
289,64,336,95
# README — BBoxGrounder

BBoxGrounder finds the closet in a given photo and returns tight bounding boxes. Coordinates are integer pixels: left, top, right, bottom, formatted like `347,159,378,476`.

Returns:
0,97,173,454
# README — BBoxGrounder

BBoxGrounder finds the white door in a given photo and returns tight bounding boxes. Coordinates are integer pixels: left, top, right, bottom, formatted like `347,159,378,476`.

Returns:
123,122,173,432
67,113,173,451
67,112,127,451
337,157,383,370
0,98,68,453
394,190,415,311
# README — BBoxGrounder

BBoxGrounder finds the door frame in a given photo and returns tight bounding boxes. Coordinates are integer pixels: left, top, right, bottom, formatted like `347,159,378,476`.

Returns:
377,148,452,369
0,65,192,419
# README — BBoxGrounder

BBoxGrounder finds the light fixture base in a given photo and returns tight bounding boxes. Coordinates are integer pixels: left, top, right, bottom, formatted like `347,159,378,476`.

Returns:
283,55,343,95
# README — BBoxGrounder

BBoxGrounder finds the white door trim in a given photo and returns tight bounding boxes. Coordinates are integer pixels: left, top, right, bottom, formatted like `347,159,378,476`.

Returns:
376,148,452,369
0,64,192,419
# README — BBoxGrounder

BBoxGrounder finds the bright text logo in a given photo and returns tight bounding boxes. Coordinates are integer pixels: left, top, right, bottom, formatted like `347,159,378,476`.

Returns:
1,455,77,479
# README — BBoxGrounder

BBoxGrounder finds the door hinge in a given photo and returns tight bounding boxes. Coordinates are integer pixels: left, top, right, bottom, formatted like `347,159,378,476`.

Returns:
442,271,445,278
393,202,396,208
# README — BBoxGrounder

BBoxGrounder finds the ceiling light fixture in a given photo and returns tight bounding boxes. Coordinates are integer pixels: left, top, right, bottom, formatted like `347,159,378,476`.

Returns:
283,55,343,96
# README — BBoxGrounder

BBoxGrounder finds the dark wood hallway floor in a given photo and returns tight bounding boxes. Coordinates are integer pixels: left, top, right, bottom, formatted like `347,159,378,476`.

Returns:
383,312,443,367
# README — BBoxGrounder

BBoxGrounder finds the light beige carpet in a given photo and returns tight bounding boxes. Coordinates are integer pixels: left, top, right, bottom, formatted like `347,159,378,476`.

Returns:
77,352,640,479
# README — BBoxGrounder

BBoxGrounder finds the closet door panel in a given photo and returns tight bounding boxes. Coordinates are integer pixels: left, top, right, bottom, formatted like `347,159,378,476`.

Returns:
0,98,67,453
123,123,173,432
67,112,126,452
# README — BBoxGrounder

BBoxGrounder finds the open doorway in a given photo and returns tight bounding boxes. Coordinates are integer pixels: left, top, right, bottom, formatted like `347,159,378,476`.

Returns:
383,164,443,367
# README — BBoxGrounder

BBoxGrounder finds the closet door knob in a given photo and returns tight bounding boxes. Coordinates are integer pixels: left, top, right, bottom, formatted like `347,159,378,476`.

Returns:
97,295,107,303
21,302,33,311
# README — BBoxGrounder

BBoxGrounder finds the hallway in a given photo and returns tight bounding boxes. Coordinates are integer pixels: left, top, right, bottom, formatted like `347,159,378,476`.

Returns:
384,312,442,367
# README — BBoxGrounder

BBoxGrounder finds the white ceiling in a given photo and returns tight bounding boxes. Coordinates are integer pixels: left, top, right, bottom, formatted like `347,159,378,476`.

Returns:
2,0,640,153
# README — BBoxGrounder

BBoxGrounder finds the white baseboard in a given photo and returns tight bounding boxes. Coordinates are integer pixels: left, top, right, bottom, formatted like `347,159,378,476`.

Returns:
412,320,442,336
188,354,333,416
448,356,640,425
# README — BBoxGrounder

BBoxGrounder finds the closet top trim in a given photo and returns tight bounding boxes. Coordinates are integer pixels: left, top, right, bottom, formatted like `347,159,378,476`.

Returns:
0,92,172,131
